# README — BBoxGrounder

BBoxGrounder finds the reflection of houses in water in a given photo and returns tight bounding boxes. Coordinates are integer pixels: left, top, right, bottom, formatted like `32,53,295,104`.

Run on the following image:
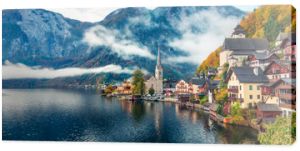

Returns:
120,100,132,114
191,112,198,124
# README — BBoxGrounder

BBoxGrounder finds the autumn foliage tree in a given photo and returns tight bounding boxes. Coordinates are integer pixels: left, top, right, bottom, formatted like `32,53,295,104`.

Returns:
197,47,221,74
240,5,296,42
215,87,228,104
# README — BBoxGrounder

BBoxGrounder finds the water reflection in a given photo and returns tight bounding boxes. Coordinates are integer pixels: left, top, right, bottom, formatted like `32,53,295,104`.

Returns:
2,89,258,143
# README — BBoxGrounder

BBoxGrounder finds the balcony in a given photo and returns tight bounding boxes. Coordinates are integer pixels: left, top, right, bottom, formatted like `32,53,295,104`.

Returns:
228,86,239,93
228,96,244,103
279,103,296,110
278,93,296,100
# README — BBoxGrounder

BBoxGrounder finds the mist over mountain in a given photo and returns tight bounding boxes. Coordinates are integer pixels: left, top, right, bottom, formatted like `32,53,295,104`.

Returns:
2,6,245,87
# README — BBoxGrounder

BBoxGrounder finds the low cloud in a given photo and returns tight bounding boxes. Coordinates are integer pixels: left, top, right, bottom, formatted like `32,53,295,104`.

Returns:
2,61,142,80
83,25,155,59
167,8,242,64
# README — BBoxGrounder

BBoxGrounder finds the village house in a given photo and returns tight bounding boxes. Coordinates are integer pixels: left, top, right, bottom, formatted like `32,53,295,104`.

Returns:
207,68,218,77
274,78,296,117
281,33,296,62
256,103,282,124
248,51,279,71
226,67,269,108
274,32,296,57
219,25,269,69
175,80,189,94
261,81,280,104
260,78,295,117
145,48,163,95
116,80,133,95
189,73,208,96
163,79,177,97
263,60,291,82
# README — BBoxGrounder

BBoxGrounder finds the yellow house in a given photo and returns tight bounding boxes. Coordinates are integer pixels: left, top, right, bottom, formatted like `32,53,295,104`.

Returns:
227,67,269,108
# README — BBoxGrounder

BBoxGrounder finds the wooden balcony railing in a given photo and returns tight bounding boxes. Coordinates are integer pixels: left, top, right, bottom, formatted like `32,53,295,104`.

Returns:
228,86,239,93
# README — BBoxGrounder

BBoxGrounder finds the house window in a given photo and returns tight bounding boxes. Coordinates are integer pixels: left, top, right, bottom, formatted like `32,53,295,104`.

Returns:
257,95,260,99
257,86,260,90
249,85,253,90
240,85,242,90
249,95,253,99
240,94,242,98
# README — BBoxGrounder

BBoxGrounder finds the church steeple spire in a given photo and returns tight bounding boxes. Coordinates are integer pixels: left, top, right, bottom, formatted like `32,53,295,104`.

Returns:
157,47,161,66
155,46,163,80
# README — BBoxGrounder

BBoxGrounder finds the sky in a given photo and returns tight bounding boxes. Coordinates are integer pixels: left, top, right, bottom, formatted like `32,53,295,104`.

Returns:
48,6,258,22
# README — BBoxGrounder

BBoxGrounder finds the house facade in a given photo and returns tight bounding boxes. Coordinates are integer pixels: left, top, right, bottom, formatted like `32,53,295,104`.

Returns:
227,67,269,108
175,80,189,94
117,81,133,95
219,25,269,69
256,103,282,124
274,79,296,117
264,61,291,82
248,52,279,71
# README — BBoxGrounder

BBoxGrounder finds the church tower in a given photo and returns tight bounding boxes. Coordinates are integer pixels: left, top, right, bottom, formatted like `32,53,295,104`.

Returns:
155,47,163,80
231,25,246,38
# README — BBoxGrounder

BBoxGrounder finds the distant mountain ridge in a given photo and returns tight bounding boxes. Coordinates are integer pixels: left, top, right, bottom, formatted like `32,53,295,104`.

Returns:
2,6,245,87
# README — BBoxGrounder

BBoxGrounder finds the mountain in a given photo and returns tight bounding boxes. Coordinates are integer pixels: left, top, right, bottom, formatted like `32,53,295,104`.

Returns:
2,6,245,88
2,9,93,67
196,5,296,74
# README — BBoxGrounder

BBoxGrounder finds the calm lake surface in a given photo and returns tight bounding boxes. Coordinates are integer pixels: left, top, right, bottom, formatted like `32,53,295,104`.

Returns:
2,89,258,143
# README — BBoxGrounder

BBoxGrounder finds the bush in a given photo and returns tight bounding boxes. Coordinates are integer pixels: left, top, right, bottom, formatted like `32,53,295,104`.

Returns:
200,96,208,105
258,116,295,144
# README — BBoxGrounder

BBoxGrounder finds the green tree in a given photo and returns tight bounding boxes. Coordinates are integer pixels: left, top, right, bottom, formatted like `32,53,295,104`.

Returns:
104,84,114,94
258,116,295,144
292,112,296,140
230,102,241,116
148,87,155,96
200,96,208,105
264,13,280,42
216,104,224,116
132,69,145,95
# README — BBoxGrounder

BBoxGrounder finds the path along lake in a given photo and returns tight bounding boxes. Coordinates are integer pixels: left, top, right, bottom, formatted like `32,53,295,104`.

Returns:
2,89,258,143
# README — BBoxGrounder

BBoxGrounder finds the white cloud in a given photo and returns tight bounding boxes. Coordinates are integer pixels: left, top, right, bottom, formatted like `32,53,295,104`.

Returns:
47,8,118,22
2,61,138,80
167,8,242,64
83,25,155,59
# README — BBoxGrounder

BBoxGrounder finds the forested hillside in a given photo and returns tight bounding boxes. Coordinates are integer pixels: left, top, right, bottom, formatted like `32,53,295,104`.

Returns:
197,5,296,74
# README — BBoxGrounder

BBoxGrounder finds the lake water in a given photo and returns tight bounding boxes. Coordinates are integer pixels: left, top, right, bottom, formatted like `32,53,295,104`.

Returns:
2,89,258,143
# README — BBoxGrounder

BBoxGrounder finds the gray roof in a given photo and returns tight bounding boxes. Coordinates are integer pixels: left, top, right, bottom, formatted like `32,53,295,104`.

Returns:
281,78,296,86
189,77,206,87
208,80,220,89
223,38,269,51
231,50,255,56
257,104,281,112
253,51,278,60
232,67,269,83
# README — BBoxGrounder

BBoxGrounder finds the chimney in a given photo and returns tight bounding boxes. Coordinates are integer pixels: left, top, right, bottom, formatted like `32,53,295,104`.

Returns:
253,67,259,76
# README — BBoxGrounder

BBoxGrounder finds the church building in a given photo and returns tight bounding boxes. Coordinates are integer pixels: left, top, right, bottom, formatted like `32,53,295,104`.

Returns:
145,47,163,94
